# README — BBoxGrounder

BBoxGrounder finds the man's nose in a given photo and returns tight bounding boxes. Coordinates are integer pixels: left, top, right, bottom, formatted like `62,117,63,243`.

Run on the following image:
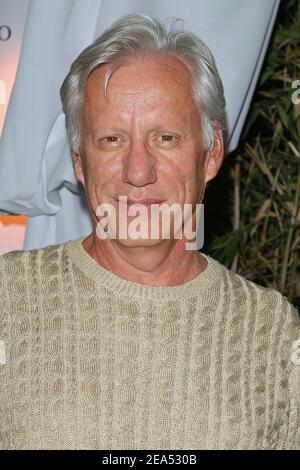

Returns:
122,141,157,186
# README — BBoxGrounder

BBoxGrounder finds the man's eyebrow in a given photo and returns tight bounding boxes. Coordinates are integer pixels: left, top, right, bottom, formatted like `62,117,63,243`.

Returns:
90,126,125,133
90,125,189,134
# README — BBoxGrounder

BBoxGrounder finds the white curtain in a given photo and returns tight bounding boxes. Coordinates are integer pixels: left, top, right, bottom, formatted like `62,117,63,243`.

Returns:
0,0,280,249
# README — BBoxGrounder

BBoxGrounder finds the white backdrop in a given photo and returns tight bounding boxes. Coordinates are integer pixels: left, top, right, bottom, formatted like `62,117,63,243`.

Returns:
0,0,280,250
0,0,29,135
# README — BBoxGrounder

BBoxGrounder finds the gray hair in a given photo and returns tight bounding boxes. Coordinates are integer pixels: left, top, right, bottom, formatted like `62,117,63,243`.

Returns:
60,13,226,154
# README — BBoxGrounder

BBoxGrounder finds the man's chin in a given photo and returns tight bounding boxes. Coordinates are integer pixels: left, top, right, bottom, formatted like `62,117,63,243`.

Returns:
113,236,165,249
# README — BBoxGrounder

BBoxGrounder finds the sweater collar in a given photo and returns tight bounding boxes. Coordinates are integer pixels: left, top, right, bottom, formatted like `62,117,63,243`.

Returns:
65,236,224,300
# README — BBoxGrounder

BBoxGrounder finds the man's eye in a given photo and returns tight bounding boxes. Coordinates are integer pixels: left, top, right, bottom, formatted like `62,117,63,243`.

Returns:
98,135,122,150
161,135,174,142
105,136,119,142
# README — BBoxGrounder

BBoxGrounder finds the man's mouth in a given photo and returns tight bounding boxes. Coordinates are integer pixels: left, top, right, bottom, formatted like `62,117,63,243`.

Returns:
115,197,164,207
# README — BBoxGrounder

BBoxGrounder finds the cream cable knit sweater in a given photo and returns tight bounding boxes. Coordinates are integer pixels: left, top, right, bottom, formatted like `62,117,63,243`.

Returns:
0,236,300,450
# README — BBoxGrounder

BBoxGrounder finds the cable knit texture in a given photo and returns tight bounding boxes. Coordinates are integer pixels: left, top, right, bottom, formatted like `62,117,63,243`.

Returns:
0,236,300,450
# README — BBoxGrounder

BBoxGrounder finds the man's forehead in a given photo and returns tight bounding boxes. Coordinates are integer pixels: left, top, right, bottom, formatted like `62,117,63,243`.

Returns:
84,56,194,103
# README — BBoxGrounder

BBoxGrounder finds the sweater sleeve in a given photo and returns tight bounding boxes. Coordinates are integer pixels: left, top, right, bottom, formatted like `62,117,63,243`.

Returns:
283,299,300,449
0,254,12,449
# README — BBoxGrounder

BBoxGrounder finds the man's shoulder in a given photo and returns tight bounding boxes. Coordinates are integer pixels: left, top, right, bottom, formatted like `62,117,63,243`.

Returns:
208,255,300,329
219,260,300,328
0,240,70,287
0,240,68,265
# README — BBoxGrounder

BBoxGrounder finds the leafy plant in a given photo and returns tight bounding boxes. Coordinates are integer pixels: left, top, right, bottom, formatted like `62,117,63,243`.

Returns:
204,0,300,309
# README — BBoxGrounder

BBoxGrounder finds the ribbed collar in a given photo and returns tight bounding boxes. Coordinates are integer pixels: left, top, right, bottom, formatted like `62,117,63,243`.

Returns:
65,236,224,301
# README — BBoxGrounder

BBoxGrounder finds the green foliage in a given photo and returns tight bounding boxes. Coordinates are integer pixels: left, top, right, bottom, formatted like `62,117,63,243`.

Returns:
206,0,300,308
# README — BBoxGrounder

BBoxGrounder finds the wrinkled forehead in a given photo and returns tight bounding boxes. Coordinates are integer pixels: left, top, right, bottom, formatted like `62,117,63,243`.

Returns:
82,56,200,127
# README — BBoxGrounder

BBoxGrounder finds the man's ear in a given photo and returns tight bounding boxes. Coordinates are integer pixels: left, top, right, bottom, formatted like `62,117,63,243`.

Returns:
204,125,224,184
72,152,85,187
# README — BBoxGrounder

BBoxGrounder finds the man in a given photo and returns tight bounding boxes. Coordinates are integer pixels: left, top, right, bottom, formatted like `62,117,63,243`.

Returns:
0,0,281,250
0,14,299,450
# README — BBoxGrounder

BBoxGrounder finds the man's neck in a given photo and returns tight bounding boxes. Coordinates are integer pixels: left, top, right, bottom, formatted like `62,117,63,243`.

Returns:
82,232,207,287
